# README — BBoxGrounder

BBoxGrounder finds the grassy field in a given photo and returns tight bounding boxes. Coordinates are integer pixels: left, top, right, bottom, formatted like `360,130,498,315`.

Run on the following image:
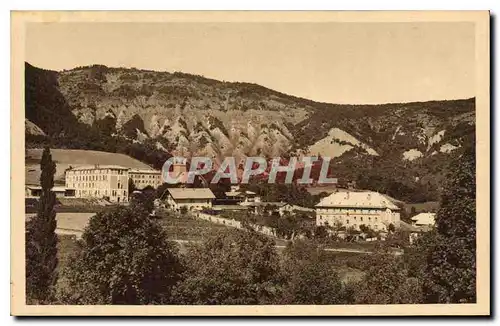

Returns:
157,214,232,242
26,148,153,185
26,212,96,233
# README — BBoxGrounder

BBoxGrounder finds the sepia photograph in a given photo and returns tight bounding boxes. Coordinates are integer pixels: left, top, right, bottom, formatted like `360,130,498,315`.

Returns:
10,11,490,316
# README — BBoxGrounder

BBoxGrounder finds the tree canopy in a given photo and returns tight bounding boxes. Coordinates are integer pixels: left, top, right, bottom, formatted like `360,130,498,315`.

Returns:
423,146,476,303
59,206,183,304
171,228,281,304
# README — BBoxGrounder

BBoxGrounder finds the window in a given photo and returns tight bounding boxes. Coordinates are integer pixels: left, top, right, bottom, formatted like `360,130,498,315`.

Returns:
360,217,363,222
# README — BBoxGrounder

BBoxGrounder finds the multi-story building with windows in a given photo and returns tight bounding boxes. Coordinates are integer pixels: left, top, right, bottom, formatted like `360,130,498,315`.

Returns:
129,169,162,189
315,191,400,232
165,188,215,211
65,165,129,203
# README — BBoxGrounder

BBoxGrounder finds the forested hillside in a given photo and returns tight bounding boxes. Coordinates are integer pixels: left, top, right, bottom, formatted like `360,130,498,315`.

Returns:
25,62,475,202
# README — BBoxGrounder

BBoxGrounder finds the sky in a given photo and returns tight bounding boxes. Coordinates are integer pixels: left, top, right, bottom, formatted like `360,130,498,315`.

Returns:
26,22,475,104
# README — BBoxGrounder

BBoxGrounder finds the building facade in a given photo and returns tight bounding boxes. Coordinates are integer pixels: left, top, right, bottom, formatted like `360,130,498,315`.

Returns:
25,185,75,198
315,191,400,232
65,165,129,203
166,188,215,211
129,169,162,189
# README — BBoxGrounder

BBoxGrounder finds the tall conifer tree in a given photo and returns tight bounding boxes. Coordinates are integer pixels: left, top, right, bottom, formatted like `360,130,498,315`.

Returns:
26,147,58,303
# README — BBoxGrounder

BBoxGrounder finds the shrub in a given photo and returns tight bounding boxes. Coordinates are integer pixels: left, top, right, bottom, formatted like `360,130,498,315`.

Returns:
59,206,183,304
171,228,281,304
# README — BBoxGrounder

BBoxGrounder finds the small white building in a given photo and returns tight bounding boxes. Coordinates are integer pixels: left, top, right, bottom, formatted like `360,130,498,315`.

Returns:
278,204,315,217
315,191,400,232
165,188,215,212
25,185,75,198
411,212,436,226
225,185,261,204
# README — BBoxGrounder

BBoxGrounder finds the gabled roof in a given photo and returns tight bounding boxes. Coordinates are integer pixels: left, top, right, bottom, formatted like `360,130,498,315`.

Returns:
167,188,215,200
315,191,399,210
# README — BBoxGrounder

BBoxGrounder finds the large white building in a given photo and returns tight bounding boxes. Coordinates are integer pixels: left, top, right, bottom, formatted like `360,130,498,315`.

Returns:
65,165,129,203
65,165,162,203
315,191,400,232
129,169,162,189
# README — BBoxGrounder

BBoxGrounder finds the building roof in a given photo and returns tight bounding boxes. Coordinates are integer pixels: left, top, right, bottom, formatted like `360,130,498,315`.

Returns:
66,165,129,171
281,204,315,212
315,191,399,210
411,213,436,226
129,169,161,174
225,191,243,197
167,188,216,200
239,201,286,208
26,186,68,192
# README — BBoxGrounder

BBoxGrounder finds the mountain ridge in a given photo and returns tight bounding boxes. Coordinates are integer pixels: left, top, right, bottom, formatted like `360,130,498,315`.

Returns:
25,62,475,202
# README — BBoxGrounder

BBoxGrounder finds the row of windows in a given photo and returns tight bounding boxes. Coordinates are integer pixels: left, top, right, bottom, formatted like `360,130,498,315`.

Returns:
319,216,379,223
111,190,127,196
316,208,386,214
72,183,102,188
135,179,161,184
131,174,161,179
77,189,127,196
70,182,125,189
170,198,211,204
69,169,126,175
319,221,381,230
68,175,109,182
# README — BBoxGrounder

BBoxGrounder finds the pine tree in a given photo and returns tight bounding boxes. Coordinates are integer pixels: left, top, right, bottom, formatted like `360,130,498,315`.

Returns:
423,145,476,303
25,147,58,303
